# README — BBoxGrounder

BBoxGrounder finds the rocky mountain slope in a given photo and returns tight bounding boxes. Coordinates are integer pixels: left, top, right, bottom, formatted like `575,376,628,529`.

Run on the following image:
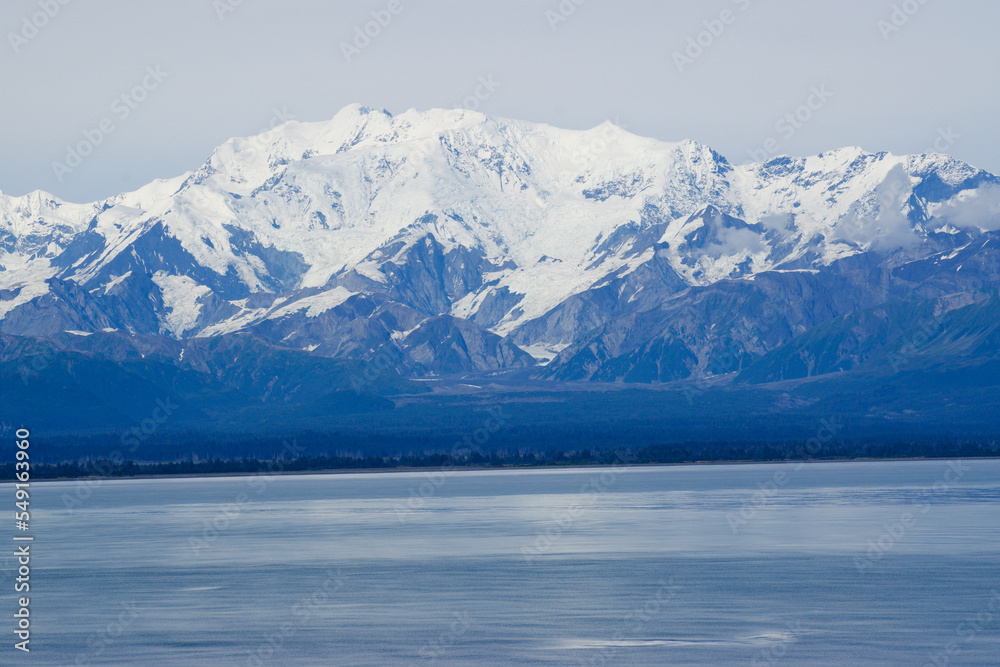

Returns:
3,105,1000,396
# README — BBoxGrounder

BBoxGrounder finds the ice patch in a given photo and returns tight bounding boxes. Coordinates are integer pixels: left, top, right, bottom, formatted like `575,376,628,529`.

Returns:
102,271,132,294
516,343,569,365
268,286,356,319
152,272,212,337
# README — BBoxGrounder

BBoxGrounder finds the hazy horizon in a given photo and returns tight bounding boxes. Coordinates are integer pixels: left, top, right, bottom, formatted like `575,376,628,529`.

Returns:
2,0,999,203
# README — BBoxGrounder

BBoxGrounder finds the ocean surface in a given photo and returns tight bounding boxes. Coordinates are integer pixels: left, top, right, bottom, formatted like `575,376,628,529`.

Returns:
4,459,1000,665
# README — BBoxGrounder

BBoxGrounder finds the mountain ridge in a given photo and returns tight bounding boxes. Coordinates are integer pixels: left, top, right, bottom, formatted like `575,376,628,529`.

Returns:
2,105,1000,394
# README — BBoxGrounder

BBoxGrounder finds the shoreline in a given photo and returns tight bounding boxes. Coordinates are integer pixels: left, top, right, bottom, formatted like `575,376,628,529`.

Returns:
5,454,998,483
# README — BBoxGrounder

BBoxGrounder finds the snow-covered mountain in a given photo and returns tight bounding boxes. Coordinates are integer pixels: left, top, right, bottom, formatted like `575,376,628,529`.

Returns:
3,104,1000,381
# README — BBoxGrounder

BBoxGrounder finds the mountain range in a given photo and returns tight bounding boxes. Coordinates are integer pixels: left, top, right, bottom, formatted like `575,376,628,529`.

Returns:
3,105,1000,452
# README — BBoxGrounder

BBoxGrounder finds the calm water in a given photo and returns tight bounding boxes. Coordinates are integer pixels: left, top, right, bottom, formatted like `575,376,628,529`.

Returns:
4,460,999,665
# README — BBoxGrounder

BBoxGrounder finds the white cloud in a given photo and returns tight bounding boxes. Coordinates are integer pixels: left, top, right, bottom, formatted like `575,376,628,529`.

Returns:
837,166,920,249
933,185,1000,231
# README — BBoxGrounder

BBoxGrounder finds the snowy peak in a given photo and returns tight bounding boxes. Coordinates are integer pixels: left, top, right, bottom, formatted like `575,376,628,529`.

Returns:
0,190,99,250
2,106,1000,376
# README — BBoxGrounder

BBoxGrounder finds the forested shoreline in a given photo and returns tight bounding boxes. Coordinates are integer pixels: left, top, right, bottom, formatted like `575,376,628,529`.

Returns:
4,439,997,481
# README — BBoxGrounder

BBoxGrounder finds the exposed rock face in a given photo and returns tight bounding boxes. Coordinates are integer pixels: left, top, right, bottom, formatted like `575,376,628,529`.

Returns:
2,106,1000,384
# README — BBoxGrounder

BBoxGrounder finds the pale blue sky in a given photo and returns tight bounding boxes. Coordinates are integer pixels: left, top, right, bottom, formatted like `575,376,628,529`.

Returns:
2,0,997,202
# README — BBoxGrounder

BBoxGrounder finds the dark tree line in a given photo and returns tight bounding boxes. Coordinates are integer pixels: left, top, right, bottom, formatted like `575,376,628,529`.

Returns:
3,439,997,481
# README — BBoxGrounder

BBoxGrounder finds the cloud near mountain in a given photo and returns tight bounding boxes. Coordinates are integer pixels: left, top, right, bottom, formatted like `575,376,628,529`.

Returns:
2,104,1000,395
